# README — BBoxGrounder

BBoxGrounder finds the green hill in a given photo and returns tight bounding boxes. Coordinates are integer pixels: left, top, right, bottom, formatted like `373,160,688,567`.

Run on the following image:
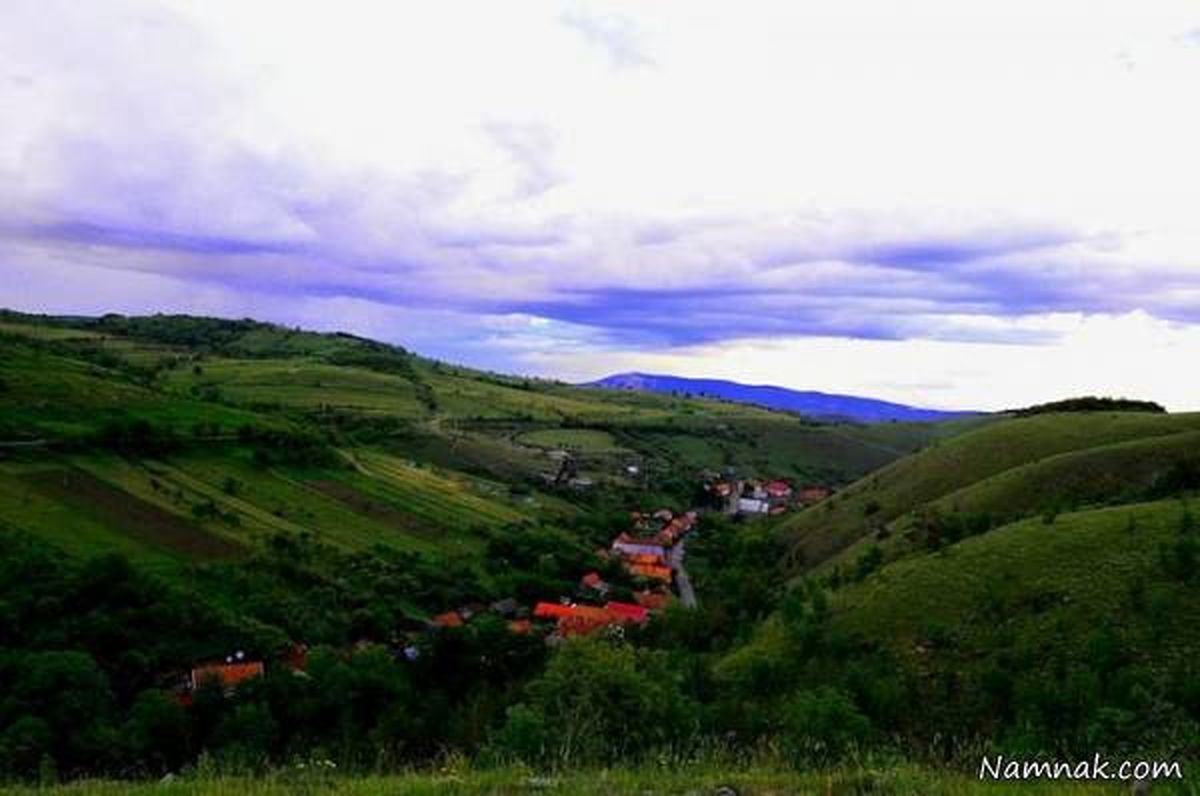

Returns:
0,309,949,609
779,410,1200,572
716,496,1200,755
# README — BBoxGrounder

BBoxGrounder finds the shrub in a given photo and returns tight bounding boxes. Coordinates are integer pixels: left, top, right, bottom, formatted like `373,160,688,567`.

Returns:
780,686,871,762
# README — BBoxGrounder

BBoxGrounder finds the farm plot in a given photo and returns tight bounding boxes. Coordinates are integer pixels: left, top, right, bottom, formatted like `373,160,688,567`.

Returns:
351,451,529,530
305,479,445,542
516,428,628,453
20,467,243,560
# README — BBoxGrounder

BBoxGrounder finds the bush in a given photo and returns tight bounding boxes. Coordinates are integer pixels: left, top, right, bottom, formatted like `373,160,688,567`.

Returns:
513,638,699,764
780,686,871,762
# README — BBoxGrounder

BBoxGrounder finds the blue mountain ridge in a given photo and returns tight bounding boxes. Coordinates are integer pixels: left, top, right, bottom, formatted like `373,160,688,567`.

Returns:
583,372,977,423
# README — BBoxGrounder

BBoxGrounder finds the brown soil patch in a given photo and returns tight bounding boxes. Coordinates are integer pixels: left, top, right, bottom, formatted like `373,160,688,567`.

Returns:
24,468,244,560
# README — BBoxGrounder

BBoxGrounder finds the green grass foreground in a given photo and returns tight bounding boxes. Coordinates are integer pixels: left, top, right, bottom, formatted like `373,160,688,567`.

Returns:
2,764,1195,796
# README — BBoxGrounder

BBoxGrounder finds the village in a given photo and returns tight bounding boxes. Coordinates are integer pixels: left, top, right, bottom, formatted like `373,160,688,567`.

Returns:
172,473,834,700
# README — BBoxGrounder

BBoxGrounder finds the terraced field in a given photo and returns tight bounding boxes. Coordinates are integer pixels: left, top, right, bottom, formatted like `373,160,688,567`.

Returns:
22,467,243,559
516,428,628,452
162,357,430,416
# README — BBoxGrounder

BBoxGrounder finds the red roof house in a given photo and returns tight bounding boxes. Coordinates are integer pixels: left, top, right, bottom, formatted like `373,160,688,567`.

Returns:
797,486,832,505
190,660,264,694
765,480,793,498
432,611,464,628
604,601,648,624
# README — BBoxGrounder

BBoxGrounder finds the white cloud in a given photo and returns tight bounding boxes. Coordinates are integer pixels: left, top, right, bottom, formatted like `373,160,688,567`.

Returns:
2,0,1200,408
530,312,1200,412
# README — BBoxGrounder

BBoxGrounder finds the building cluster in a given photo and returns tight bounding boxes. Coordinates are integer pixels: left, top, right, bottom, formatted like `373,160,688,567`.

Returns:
705,476,832,516
171,508,701,703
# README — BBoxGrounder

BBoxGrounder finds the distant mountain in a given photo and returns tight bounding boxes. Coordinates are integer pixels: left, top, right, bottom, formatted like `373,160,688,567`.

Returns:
584,372,977,423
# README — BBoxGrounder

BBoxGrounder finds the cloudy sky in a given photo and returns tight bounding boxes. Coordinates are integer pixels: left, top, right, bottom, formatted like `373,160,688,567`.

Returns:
3,1,1200,410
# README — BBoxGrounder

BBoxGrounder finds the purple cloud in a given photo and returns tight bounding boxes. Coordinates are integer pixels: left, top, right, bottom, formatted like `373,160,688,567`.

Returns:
4,0,1200,371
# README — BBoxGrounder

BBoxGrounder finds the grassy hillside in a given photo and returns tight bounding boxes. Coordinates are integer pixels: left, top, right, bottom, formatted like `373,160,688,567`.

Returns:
1,310,943,494
779,410,1200,571
717,496,1200,758
0,309,948,629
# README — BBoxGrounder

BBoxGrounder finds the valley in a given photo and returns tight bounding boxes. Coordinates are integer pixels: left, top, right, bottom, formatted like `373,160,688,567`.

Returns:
0,310,1196,788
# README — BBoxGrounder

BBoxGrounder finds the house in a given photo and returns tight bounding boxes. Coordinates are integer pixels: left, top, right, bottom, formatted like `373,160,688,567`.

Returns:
626,552,667,567
532,601,648,637
612,540,667,559
490,598,521,617
507,619,532,635
737,497,770,515
797,485,833,505
655,514,696,546
604,601,648,625
627,563,673,582
190,660,265,694
432,611,464,628
580,571,611,596
534,601,575,621
764,480,793,500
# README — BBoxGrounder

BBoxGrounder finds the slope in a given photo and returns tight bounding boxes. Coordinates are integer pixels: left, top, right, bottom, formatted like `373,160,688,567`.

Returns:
779,410,1200,571
717,496,1200,754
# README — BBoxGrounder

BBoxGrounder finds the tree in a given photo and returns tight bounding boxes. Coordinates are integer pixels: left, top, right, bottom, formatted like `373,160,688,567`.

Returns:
506,638,699,764
123,690,189,774
780,686,871,762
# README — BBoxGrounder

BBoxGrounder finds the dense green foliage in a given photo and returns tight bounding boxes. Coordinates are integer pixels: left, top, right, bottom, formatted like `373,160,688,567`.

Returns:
1012,396,1167,417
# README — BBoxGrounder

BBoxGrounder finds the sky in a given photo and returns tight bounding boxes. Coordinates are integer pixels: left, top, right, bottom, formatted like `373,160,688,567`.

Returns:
2,1,1200,410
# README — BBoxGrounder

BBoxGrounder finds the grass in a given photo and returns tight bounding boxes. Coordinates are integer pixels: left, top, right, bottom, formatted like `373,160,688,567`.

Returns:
516,429,627,453
833,497,1200,666
20,466,243,560
779,411,1200,572
0,339,284,442
5,762,1192,795
0,460,169,560
162,358,429,417
729,497,1200,703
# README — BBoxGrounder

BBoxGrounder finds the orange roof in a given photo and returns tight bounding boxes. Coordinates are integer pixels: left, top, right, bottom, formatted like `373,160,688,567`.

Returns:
191,661,264,691
604,601,648,624
627,552,667,566
627,563,673,582
432,611,464,628
508,619,532,635
569,605,615,623
534,601,575,620
581,571,605,588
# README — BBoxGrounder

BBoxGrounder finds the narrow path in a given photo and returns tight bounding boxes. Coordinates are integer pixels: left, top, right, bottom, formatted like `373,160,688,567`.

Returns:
669,538,697,609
